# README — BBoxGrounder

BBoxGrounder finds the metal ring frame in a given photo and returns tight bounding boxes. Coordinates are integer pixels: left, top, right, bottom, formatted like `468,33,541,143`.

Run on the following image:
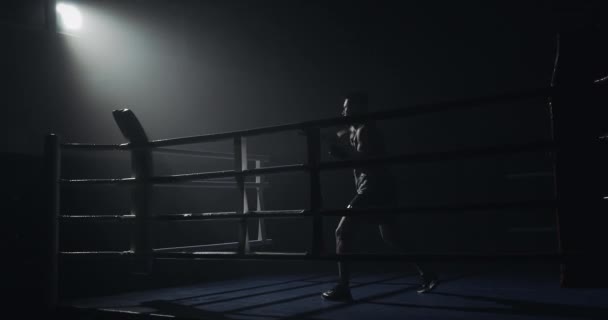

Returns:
43,83,606,307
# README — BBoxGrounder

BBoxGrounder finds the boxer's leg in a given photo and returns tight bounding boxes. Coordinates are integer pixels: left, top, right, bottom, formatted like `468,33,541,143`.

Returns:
379,222,439,293
336,215,353,285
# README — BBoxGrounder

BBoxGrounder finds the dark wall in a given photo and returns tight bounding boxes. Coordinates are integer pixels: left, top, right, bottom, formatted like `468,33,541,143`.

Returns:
2,153,47,307
4,0,568,154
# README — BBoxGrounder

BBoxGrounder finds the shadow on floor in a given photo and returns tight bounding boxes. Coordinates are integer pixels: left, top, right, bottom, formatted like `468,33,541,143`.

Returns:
137,271,481,320
62,268,608,320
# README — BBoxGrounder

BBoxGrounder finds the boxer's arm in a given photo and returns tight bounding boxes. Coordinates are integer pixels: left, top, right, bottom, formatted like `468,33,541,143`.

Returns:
327,128,351,159
331,127,368,160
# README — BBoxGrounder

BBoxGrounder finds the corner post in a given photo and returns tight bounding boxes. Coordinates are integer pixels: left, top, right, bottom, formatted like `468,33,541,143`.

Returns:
234,136,250,254
305,127,323,256
255,160,267,242
44,133,60,310
113,109,154,274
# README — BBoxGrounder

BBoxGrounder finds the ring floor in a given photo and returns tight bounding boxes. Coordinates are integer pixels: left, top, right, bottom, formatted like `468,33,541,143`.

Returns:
60,263,608,320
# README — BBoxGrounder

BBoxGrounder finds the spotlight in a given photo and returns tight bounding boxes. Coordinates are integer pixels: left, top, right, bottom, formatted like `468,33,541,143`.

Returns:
56,3,82,30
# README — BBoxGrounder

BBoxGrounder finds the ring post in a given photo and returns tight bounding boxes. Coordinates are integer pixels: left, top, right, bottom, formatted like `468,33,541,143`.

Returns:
234,137,250,254
44,133,60,310
305,127,323,256
550,83,608,287
255,160,267,243
113,109,154,274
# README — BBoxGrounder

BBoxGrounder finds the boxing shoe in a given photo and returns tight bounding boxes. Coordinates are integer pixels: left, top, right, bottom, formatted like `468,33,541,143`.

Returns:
417,272,439,294
321,283,353,301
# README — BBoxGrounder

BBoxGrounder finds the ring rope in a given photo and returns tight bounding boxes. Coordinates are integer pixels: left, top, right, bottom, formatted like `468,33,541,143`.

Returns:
59,201,554,223
60,251,591,263
60,141,553,186
52,85,594,272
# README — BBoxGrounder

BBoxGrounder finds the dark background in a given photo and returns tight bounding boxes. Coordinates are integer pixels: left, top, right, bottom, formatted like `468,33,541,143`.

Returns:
2,0,605,307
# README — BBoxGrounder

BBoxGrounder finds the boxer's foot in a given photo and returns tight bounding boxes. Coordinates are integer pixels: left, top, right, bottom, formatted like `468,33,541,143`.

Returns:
322,283,353,301
417,272,439,294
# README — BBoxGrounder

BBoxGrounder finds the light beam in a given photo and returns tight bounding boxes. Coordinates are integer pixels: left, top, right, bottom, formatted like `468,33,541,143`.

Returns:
56,3,83,30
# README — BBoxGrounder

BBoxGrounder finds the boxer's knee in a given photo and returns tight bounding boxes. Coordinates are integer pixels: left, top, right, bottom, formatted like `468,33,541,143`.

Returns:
336,217,352,254
335,216,349,238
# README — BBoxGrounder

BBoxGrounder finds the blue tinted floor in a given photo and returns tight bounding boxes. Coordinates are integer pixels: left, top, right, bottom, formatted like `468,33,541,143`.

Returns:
65,266,608,320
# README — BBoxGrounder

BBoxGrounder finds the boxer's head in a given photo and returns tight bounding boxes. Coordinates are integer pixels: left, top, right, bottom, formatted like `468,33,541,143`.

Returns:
341,92,369,117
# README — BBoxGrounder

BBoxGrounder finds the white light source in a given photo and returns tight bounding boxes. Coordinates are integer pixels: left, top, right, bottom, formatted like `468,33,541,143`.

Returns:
56,3,82,30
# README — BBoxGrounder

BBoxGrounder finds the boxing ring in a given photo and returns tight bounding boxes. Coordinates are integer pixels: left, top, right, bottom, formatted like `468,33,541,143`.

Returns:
43,83,607,314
